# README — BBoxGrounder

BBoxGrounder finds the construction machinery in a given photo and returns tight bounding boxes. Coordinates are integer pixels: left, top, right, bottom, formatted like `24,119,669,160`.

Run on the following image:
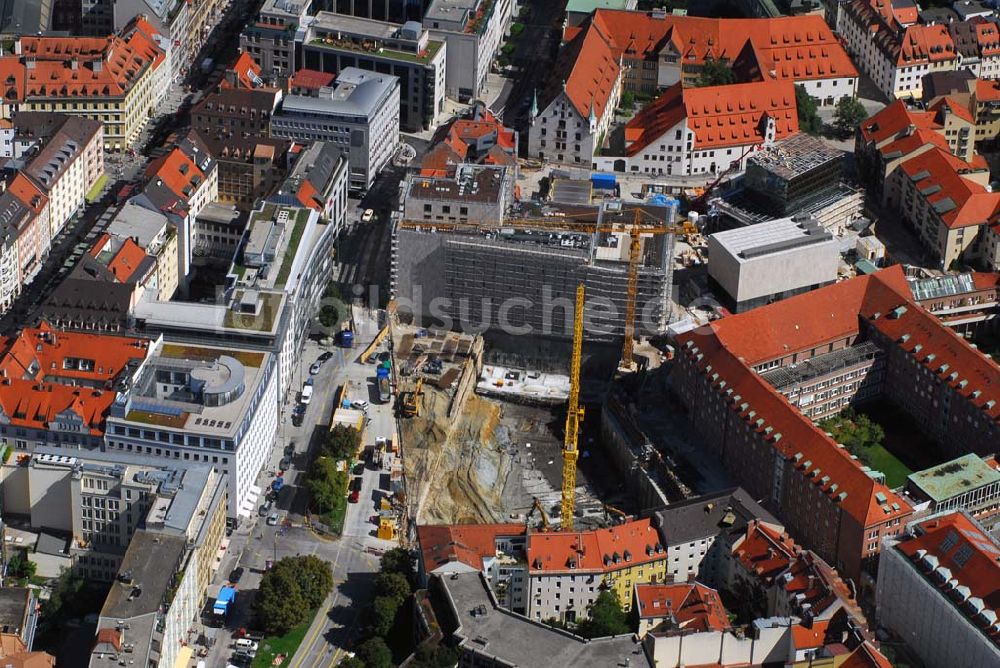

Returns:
527,497,551,531
561,283,586,531
603,503,629,525
399,377,424,418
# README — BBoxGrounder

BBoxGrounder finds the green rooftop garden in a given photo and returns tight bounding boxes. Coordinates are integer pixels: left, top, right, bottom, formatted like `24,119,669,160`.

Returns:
274,213,308,287
309,37,443,64
160,343,265,368
223,291,283,333
126,409,189,428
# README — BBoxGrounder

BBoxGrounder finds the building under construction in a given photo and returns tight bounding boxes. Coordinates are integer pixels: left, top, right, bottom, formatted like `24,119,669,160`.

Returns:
390,200,677,342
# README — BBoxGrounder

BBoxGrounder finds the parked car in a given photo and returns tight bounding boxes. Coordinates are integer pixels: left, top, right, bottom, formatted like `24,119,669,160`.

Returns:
284,443,296,456
351,399,369,411
279,457,291,471
267,512,279,526
309,361,323,375
230,567,244,584
348,490,360,503
361,209,374,222
318,351,333,362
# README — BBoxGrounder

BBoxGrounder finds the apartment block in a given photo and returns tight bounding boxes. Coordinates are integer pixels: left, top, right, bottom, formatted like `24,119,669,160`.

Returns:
191,87,283,138
104,202,181,301
675,266,1000,579
10,18,168,149
908,271,1000,336
876,511,1000,668
272,67,400,193
239,0,312,81
299,13,447,131
423,0,514,102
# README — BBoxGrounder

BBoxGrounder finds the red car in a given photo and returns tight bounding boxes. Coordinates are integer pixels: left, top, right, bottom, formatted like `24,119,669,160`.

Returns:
348,490,360,503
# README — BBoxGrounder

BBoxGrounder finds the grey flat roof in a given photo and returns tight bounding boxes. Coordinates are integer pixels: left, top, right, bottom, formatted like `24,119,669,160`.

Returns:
0,588,28,635
310,11,403,38
652,488,779,545
710,216,835,262
108,202,169,249
425,0,476,23
280,68,397,119
760,341,882,390
439,572,646,667
101,532,186,619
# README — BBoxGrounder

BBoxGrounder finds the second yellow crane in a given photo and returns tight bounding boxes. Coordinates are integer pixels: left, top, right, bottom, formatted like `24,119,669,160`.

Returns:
561,283,586,530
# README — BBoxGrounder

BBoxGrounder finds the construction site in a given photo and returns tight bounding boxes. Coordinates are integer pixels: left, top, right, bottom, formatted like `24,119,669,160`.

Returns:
390,200,694,342
393,201,698,528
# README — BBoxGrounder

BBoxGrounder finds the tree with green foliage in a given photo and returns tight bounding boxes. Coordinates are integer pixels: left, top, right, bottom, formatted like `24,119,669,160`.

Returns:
833,97,868,137
818,408,886,467
355,637,393,668
318,304,339,327
575,590,631,638
255,566,308,634
619,91,635,111
695,58,735,87
324,423,362,460
339,658,365,668
366,596,400,638
380,547,415,584
795,85,822,134
254,556,334,634
306,456,347,515
373,571,411,605
410,643,461,668
6,551,36,580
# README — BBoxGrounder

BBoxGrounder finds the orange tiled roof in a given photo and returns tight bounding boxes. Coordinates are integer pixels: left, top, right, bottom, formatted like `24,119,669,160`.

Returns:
0,378,114,435
229,51,263,89
585,11,857,81
859,99,941,145
146,147,206,203
731,520,797,582
0,56,25,103
899,147,1000,230
677,269,916,530
623,80,798,156
897,24,956,66
976,20,1000,56
527,518,665,574
791,619,832,649
0,321,149,385
19,28,163,101
895,512,1000,644
420,142,464,177
290,68,336,91
977,78,1000,102
546,18,621,121
418,523,526,572
929,96,975,124
634,582,731,632
7,173,47,216
106,238,148,283
839,643,894,668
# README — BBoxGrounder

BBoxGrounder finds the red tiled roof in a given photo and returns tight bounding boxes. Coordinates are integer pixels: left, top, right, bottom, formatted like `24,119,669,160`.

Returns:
0,321,149,385
106,238,148,283
977,78,1000,102
420,142,464,177
876,128,949,160
527,518,665,574
976,21,1000,56
634,582,731,632
146,147,206,204
839,642,894,668
296,179,320,211
971,272,1000,290
18,27,164,101
547,19,621,121
0,379,114,435
0,56,25,104
791,619,832,649
895,511,1000,644
585,11,856,81
859,100,941,145
7,173,47,216
869,298,1000,421
899,147,1000,229
229,51,263,89
731,521,797,582
417,523,526,572
897,24,956,66
623,80,798,156
929,96,975,124
677,269,916,530
290,68,336,92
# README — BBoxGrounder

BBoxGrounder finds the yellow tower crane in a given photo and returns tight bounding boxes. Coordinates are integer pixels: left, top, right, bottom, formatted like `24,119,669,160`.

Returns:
561,283,586,530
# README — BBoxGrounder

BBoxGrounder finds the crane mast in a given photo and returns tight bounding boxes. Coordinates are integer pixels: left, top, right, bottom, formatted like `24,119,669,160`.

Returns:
561,283,586,530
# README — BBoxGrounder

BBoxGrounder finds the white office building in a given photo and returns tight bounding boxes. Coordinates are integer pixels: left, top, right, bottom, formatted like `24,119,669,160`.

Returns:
272,67,400,193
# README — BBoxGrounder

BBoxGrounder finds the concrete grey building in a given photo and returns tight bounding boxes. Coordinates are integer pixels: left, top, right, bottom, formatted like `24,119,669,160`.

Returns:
392,198,676,341
272,67,400,193
300,12,447,131
707,217,840,313
904,454,1000,535
239,0,313,81
423,0,514,102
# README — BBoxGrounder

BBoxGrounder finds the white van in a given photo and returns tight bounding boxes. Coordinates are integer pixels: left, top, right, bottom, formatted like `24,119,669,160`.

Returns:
235,639,258,652
301,384,313,405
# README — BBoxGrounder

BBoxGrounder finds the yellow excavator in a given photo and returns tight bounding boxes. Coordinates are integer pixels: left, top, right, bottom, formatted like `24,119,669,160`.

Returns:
527,497,551,531
400,377,424,418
